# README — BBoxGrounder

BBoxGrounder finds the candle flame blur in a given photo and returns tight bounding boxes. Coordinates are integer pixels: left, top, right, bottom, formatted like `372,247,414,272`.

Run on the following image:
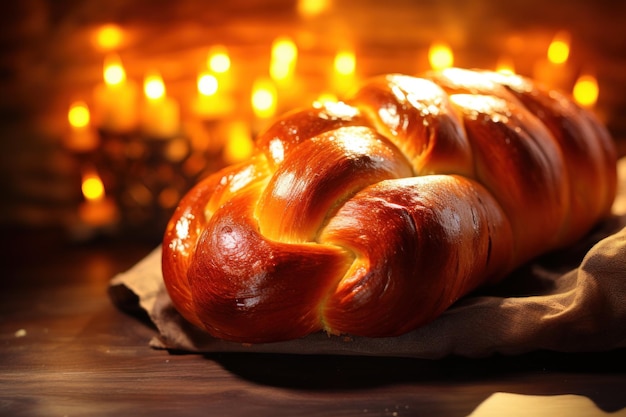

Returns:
198,72,218,96
251,78,277,118
103,54,126,86
547,31,570,65
429,42,454,71
270,37,298,82
573,74,599,108
207,45,231,74
334,49,356,76
144,72,166,100
496,56,515,74
94,24,124,51
82,170,106,202
272,37,298,63
68,101,90,128
224,121,254,163
66,100,98,152
297,0,330,17
315,92,339,105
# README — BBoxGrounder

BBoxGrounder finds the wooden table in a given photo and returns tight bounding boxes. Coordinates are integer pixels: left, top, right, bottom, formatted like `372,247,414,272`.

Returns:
2,228,625,416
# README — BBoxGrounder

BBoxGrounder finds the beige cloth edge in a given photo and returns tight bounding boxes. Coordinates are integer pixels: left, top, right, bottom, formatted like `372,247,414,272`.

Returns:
108,159,626,358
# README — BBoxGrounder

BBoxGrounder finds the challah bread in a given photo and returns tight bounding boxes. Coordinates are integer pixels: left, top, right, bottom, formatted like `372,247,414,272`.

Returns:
162,68,617,343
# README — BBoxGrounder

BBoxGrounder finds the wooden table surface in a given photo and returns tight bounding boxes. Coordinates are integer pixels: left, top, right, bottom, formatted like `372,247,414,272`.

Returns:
1,228,625,417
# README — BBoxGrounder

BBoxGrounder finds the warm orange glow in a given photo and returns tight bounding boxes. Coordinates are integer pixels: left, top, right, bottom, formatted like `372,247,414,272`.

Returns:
193,71,235,118
158,187,180,209
82,171,106,202
207,45,231,74
573,74,599,108
198,72,218,96
103,54,126,86
94,24,124,50
144,72,166,100
429,42,454,71
297,0,330,17
68,101,90,128
251,78,277,118
495,56,515,75
270,37,298,81
66,101,98,152
315,92,339,105
141,73,180,137
334,49,356,76
547,31,570,65
272,37,298,63
224,121,254,164
78,169,118,227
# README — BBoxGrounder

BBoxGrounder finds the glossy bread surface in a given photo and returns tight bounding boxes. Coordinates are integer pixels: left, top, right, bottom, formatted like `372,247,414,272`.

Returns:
162,68,617,343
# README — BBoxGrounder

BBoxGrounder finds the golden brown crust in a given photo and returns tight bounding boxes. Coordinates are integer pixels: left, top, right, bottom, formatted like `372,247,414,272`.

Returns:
256,126,413,243
161,68,617,343
320,175,514,337
350,74,474,177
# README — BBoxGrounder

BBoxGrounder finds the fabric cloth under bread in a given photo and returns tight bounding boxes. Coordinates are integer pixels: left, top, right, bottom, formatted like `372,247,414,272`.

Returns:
108,158,626,358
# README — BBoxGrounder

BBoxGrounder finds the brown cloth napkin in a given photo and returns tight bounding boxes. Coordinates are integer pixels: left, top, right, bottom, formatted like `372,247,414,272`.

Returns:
109,159,626,358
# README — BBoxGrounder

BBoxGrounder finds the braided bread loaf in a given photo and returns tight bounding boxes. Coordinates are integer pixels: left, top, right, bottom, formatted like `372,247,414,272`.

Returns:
162,68,617,343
